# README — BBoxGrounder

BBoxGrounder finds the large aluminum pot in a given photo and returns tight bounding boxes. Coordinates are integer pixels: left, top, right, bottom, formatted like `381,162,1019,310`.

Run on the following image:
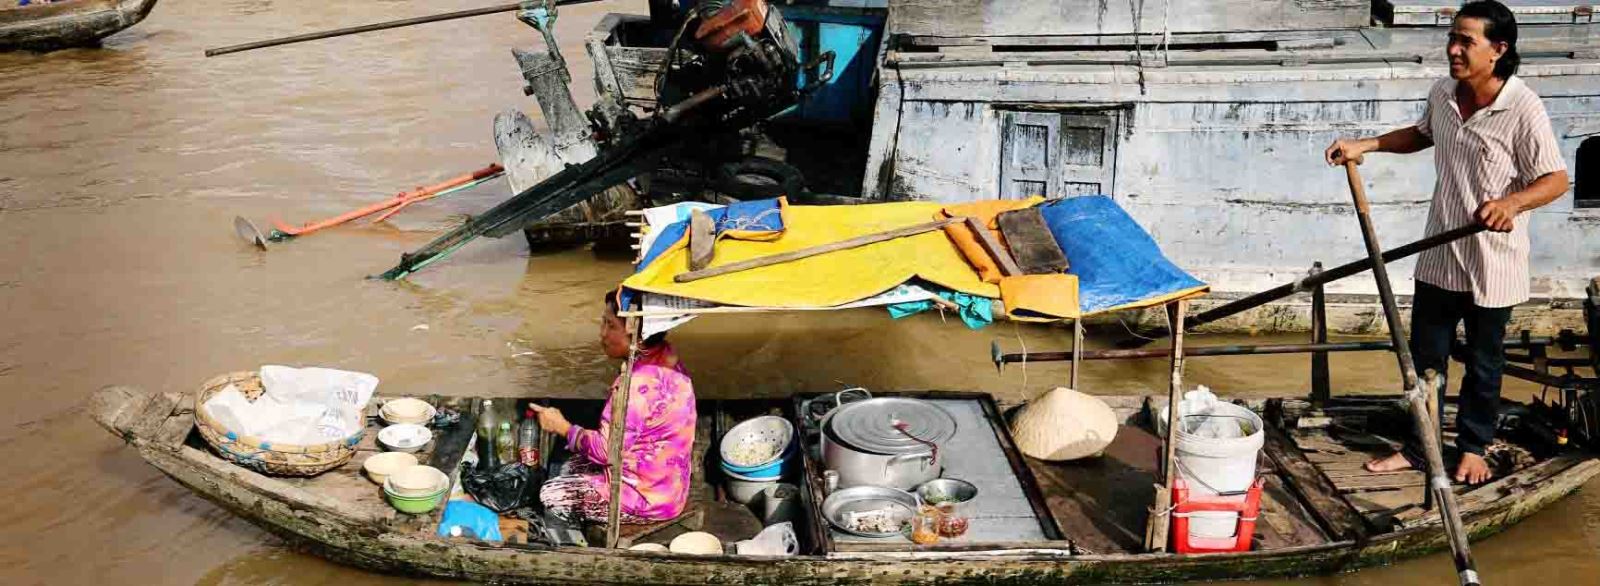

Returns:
820,397,956,490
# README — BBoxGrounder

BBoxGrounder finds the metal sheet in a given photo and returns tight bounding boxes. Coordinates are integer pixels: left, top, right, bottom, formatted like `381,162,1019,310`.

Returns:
830,398,1050,545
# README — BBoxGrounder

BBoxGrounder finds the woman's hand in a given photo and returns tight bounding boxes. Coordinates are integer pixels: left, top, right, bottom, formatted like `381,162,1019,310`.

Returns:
529,404,572,437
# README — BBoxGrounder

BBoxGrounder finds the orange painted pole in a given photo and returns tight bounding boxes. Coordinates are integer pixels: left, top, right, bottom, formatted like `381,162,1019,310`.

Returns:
270,163,503,237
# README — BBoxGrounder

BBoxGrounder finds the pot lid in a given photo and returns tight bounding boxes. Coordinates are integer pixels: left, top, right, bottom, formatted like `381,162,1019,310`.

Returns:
828,398,957,454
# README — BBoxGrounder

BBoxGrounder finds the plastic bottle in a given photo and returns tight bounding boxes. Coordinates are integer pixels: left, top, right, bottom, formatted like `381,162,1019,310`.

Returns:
477,400,499,470
496,421,517,466
518,407,542,467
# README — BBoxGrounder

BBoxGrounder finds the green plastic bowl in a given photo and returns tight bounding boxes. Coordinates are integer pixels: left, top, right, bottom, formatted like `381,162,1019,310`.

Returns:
383,480,448,514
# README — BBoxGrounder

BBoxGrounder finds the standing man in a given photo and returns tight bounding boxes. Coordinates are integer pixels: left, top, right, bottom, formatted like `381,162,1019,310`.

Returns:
1325,0,1569,484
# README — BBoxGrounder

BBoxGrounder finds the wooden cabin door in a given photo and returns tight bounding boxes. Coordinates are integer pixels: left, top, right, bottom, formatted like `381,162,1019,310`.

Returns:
999,110,1118,199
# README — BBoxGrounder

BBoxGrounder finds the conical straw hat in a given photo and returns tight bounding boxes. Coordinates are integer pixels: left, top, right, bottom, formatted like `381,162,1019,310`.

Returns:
1011,387,1119,461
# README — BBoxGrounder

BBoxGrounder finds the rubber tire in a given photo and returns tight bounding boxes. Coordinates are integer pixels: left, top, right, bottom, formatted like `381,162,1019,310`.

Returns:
714,157,806,201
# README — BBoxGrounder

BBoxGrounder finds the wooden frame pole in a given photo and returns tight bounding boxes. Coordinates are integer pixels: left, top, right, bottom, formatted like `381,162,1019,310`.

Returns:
604,307,642,548
1071,319,1083,390
1145,299,1187,552
1310,262,1331,403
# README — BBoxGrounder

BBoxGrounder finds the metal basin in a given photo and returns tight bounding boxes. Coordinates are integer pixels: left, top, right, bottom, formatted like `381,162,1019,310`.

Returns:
821,486,918,538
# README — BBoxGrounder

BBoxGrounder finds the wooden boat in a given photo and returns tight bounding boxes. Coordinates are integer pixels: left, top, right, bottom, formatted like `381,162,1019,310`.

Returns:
90,384,1600,584
0,0,158,52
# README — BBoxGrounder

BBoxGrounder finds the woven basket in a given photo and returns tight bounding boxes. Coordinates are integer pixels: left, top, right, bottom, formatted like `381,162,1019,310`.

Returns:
194,371,365,477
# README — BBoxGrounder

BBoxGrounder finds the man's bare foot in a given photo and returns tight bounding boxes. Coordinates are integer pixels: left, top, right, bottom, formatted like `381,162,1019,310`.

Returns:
1364,451,1413,473
1455,452,1492,484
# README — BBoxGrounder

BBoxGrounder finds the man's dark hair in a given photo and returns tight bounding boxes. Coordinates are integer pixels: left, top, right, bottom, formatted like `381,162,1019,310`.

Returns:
604,290,667,347
1458,1,1520,79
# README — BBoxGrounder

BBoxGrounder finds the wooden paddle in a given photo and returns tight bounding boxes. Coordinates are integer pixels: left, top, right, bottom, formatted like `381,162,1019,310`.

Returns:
1342,161,1480,586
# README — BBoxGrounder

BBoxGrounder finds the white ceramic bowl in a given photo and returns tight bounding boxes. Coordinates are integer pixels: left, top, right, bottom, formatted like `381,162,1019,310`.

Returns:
380,398,436,425
378,423,433,453
387,465,448,497
362,451,419,485
669,531,723,555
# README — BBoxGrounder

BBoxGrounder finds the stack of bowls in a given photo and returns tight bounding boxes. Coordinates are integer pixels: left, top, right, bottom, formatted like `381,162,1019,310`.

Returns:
362,451,419,485
719,416,796,504
380,398,436,426
383,465,449,514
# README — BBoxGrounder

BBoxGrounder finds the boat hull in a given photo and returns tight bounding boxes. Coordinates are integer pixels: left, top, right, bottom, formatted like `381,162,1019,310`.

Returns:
94,386,1600,585
0,0,158,51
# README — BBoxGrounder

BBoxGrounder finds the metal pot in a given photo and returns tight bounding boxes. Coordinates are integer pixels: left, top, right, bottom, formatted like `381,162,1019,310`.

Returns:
820,398,957,490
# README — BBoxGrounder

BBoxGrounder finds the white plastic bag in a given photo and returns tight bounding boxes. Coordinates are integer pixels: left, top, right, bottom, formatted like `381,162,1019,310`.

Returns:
259,365,378,410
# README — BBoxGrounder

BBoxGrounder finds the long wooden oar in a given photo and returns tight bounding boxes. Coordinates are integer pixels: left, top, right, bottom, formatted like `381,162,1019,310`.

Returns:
204,0,604,57
268,163,503,239
1343,161,1480,586
672,218,960,283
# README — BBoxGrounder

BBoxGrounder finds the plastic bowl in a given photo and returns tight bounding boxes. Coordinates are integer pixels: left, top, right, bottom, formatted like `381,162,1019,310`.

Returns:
380,398,436,425
389,465,448,497
378,423,433,453
720,416,795,472
383,478,448,514
721,460,784,481
362,452,419,485
725,476,777,505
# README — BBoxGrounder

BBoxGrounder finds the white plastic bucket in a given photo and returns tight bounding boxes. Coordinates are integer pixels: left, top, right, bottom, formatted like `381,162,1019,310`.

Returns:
1159,392,1264,538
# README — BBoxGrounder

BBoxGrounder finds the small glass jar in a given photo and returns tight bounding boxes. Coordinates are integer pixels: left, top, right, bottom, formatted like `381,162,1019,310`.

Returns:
910,505,942,545
935,502,969,538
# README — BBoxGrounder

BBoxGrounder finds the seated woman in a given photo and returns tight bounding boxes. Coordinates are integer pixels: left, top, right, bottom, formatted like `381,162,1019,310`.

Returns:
530,291,696,524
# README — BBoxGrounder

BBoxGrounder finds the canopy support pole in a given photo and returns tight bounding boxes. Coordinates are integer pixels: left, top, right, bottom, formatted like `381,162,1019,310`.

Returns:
1071,319,1083,390
604,305,642,548
1145,299,1187,552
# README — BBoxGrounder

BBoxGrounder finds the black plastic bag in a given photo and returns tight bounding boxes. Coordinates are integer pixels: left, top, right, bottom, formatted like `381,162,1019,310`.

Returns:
462,461,544,515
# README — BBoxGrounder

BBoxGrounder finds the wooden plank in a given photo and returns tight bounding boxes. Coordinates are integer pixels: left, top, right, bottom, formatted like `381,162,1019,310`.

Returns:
1255,473,1330,549
1331,471,1425,493
888,0,1370,38
1261,418,1371,542
1394,455,1589,527
674,218,959,283
688,209,715,271
996,208,1069,274
963,216,1023,277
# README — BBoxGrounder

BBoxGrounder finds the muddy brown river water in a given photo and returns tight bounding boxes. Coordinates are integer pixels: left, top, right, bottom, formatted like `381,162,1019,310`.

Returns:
2,1,1598,584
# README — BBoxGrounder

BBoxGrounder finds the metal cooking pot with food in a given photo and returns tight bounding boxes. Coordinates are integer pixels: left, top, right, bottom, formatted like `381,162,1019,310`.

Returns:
820,397,958,490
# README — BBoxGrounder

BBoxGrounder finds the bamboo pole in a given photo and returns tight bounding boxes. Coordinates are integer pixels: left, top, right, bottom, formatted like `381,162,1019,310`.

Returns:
1071,319,1083,390
673,218,960,283
1342,161,1479,586
204,0,604,57
604,308,642,548
1310,262,1331,403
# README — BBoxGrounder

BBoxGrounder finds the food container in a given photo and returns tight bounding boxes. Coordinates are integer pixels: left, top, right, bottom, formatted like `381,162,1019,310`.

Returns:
388,465,449,497
725,476,777,505
757,483,800,525
379,398,436,425
821,397,957,490
720,416,795,476
821,485,918,538
910,505,942,545
362,451,419,485
917,478,977,538
378,423,433,453
383,478,448,514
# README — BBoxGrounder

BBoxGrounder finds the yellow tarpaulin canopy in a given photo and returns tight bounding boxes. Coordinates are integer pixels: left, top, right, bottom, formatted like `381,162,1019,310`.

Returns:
624,201,1011,308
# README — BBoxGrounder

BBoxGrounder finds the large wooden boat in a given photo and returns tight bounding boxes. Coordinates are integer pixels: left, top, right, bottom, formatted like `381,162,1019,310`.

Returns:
90,384,1600,584
0,0,158,52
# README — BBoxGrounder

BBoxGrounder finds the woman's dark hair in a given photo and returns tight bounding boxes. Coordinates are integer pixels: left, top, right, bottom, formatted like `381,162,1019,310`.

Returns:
1458,1,1520,79
604,290,667,347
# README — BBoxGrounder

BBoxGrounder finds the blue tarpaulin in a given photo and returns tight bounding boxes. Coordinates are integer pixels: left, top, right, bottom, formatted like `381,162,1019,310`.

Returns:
1037,196,1207,315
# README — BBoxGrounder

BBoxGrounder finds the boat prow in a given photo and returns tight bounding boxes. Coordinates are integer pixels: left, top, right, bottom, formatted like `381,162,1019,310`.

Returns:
0,0,160,52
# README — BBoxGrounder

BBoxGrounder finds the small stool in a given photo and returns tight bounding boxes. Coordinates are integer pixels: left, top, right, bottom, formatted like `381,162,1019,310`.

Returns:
1170,477,1264,554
